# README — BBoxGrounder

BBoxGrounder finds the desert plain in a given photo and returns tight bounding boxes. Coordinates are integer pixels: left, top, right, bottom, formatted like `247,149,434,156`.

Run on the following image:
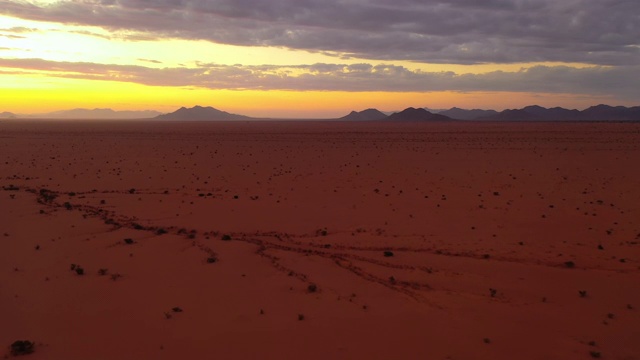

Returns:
1,120,639,359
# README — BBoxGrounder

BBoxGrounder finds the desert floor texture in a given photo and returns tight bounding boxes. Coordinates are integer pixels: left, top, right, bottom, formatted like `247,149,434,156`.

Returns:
1,120,639,359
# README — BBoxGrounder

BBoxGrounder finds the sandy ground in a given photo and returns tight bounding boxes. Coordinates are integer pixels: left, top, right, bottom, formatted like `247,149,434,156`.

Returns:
1,120,639,359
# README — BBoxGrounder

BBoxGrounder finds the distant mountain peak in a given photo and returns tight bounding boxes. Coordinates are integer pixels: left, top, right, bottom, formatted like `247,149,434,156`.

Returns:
0,111,17,119
155,105,251,121
339,108,387,121
387,107,451,121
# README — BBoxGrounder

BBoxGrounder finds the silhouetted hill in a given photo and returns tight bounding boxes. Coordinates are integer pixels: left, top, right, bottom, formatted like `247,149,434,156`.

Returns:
387,107,451,121
0,111,17,119
27,108,162,119
439,107,498,120
484,105,640,121
340,108,388,121
581,104,640,121
155,106,251,121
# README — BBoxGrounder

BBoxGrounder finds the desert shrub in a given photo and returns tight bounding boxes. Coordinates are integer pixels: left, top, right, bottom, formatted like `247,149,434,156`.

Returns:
221,234,232,241
75,266,85,275
489,288,497,297
63,202,72,210
98,268,108,276
579,290,588,298
307,283,317,293
124,238,134,245
383,251,394,257
39,189,57,203
564,261,575,268
172,307,183,313
156,228,167,235
206,257,217,264
10,340,35,356
589,351,601,358
298,314,305,321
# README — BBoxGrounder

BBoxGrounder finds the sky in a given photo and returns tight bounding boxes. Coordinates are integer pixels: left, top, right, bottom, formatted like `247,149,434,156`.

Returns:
0,0,638,118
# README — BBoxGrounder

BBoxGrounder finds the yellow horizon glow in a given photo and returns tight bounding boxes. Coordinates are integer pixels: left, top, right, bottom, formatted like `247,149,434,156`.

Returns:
0,74,619,118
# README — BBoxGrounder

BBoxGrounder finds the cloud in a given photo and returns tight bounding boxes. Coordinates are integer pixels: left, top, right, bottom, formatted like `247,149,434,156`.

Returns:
137,58,163,64
1,0,639,65
1,57,638,99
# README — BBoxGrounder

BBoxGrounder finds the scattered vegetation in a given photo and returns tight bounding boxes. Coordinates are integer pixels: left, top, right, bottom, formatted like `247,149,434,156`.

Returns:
206,257,217,264
124,238,134,245
38,189,57,203
98,268,108,276
383,251,394,257
489,288,497,298
307,283,317,293
579,290,588,298
589,351,601,358
172,307,183,313
298,314,305,321
10,340,35,356
564,261,575,268
221,234,232,241
70,264,85,275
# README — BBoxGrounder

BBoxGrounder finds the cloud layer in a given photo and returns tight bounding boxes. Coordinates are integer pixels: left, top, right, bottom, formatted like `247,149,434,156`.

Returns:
2,57,638,99
2,0,639,65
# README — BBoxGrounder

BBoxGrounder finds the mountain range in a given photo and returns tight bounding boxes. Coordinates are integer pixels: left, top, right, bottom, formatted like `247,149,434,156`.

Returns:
0,108,162,119
343,105,640,121
2,104,639,121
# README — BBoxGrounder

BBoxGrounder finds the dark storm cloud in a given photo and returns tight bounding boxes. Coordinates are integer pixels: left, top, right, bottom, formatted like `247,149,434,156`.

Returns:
1,57,638,98
1,0,638,65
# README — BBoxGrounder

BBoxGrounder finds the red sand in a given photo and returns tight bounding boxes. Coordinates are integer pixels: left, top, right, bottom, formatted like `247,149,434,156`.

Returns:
1,120,639,359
